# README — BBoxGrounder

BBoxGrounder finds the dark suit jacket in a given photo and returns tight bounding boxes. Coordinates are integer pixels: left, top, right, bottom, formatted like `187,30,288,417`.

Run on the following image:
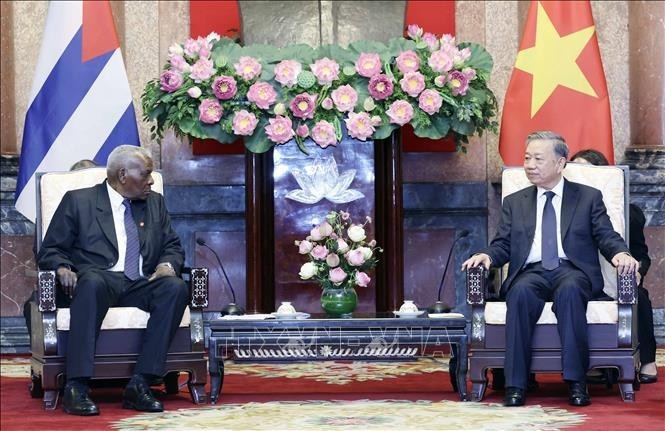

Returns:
629,203,650,281
37,181,184,277
482,178,630,298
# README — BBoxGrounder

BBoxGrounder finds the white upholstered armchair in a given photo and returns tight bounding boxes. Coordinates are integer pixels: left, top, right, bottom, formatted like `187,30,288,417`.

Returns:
466,163,638,402
29,167,210,409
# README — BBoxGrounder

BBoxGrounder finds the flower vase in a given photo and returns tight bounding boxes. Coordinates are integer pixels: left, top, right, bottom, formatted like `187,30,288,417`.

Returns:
320,287,358,318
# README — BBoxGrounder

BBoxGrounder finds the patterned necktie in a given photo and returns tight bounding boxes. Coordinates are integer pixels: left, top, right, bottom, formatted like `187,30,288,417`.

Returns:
122,199,141,280
541,191,559,270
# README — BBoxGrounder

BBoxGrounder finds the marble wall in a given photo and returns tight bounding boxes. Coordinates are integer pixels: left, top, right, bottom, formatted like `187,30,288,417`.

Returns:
1,1,663,352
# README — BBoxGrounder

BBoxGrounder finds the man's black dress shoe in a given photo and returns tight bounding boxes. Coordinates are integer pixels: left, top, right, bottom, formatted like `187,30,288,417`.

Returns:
62,384,99,416
568,381,591,406
638,373,658,384
123,378,163,412
491,370,539,392
504,387,525,407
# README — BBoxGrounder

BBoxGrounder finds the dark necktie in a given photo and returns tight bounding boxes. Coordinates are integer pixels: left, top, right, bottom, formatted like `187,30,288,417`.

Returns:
541,191,559,270
122,199,141,280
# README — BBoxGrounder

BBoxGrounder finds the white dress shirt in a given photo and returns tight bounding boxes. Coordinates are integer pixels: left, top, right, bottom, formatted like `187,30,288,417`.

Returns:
106,183,143,276
525,177,569,266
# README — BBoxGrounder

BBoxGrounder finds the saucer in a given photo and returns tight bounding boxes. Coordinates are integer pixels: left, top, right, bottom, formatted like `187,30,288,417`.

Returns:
393,310,425,318
428,312,465,319
270,312,311,320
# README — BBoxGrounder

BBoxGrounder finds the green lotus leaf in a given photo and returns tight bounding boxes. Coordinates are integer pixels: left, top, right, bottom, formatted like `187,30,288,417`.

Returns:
347,40,389,62
386,37,417,58
242,43,281,63
373,124,397,140
316,44,355,64
450,116,475,135
243,123,273,153
414,115,450,139
457,42,494,73
276,44,316,64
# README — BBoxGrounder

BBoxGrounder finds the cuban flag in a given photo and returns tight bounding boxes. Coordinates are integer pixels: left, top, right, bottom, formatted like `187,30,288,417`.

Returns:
15,0,139,223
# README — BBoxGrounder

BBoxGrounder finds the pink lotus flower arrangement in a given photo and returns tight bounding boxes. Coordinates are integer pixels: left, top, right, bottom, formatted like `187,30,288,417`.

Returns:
142,26,497,154
295,210,382,291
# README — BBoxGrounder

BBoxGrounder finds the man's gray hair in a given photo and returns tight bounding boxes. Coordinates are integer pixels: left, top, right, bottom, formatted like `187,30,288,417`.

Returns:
107,145,152,178
526,131,569,159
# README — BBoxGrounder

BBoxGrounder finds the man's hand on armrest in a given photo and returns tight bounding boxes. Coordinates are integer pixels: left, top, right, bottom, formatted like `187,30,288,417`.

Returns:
56,266,77,298
611,252,639,276
461,253,492,271
149,262,177,281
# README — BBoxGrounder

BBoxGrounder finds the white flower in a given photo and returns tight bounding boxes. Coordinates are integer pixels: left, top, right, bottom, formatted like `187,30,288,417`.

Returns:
317,221,333,238
187,86,202,98
168,43,184,56
363,97,376,111
298,240,313,254
274,103,286,116
299,262,318,280
358,246,373,260
206,32,221,43
336,239,350,253
347,225,366,242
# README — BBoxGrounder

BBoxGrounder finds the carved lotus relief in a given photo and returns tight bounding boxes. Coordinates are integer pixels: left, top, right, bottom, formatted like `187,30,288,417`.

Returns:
285,156,365,204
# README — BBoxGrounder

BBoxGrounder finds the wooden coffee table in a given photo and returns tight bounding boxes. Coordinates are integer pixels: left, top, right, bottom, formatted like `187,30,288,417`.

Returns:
207,312,468,402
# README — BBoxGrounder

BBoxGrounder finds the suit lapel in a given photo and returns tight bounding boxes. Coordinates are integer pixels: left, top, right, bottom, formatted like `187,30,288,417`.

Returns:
131,199,148,252
521,186,537,244
561,179,579,240
95,182,118,252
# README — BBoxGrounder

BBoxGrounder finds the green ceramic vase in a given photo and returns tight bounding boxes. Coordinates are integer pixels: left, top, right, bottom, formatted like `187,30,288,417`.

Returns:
320,287,358,318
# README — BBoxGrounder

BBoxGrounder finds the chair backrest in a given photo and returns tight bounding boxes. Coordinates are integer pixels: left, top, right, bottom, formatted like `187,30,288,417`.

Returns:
501,163,629,298
35,167,164,250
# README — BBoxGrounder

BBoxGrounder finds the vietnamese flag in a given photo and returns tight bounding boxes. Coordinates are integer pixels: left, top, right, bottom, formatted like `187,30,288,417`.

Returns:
499,1,614,165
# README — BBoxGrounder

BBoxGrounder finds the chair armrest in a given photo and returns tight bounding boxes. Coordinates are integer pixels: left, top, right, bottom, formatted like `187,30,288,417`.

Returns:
182,267,208,349
182,267,209,309
616,272,637,348
37,270,57,312
616,272,637,304
466,266,488,305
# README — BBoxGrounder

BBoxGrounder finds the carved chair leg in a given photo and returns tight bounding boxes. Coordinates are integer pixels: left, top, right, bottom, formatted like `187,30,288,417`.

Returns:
164,372,180,395
618,383,636,402
470,368,489,402
29,371,44,398
449,355,459,393
187,382,208,404
185,370,208,404
42,389,59,410
471,382,488,402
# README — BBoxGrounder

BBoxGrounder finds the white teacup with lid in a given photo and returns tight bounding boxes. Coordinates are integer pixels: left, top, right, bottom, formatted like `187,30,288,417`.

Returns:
277,301,297,315
399,300,418,313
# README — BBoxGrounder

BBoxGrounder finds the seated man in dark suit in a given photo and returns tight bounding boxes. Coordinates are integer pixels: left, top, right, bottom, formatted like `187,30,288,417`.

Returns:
462,131,638,407
37,145,189,416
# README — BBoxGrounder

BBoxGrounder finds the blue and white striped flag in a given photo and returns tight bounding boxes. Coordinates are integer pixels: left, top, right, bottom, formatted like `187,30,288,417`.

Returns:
15,0,139,223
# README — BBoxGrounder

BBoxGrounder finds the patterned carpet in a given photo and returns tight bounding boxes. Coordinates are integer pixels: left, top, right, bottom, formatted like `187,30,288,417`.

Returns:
2,351,664,431
111,399,585,431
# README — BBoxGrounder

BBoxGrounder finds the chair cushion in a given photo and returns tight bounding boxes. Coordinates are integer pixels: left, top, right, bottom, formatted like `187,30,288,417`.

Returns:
56,306,190,330
485,301,618,325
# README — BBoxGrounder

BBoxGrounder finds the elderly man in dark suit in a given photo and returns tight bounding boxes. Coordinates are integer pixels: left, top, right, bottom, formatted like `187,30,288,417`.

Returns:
37,145,189,416
462,131,638,407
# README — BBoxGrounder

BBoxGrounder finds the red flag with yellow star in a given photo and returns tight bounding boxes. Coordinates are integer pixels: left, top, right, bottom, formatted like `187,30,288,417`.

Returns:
499,0,614,165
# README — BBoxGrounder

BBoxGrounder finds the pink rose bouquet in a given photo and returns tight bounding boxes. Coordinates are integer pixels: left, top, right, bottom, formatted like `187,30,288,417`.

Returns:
295,210,382,291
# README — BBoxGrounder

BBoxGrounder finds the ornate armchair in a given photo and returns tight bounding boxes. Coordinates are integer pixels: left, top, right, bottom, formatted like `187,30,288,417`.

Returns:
466,163,638,402
28,167,210,409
